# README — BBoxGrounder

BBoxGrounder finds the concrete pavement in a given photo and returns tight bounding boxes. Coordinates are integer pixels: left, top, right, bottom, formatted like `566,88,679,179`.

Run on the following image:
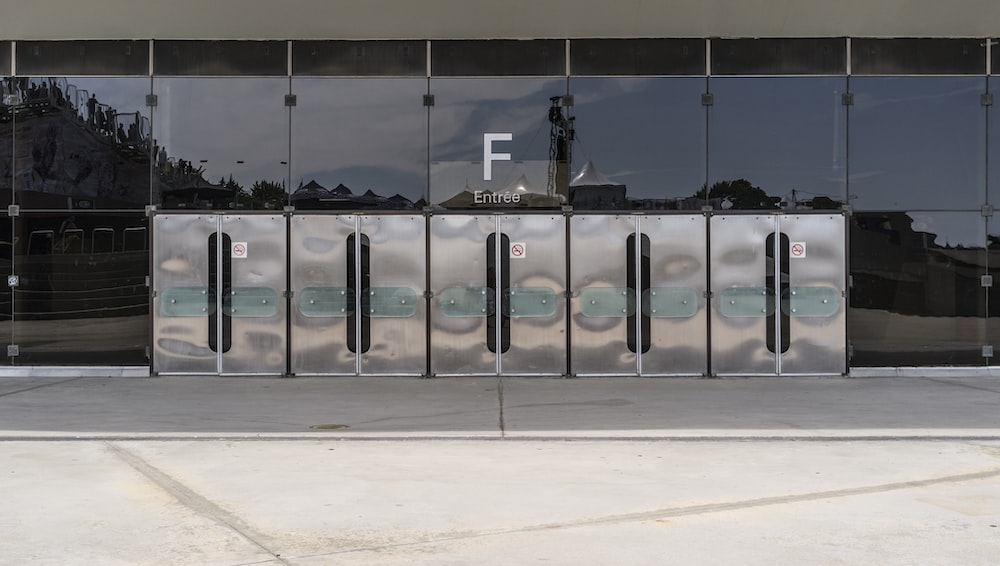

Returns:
1,374,999,564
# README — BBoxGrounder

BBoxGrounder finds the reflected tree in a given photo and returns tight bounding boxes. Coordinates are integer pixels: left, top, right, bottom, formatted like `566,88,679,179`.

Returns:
704,178,778,210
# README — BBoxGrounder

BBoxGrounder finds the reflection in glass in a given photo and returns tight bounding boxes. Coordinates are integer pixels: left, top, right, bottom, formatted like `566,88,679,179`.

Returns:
850,211,985,366
0,216,10,365
2,76,11,208
849,77,985,211
12,77,151,209
568,77,704,209
709,77,847,211
291,78,426,209
13,213,148,364
153,77,289,210
430,78,568,208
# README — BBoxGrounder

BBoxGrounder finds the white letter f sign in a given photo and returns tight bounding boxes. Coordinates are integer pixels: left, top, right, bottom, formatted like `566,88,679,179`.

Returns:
483,133,512,181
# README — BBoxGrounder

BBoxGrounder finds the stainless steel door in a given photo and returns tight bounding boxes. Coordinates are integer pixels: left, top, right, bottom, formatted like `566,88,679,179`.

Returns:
709,213,845,375
152,214,217,374
429,214,566,376
360,214,426,375
499,214,566,375
289,214,356,375
220,215,287,375
289,214,427,376
640,215,708,375
570,214,707,376
777,214,846,375
152,214,287,375
430,215,494,375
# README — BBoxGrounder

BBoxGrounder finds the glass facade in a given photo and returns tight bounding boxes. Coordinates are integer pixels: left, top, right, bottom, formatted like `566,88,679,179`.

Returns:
0,38,998,367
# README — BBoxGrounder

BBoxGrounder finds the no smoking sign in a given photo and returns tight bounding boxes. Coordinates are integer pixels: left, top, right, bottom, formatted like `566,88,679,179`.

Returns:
510,241,527,259
790,241,806,259
231,241,249,259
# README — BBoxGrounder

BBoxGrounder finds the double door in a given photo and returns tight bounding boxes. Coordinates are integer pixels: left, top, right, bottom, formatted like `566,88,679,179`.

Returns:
429,214,566,375
152,214,287,375
709,214,846,375
288,214,426,375
569,215,708,376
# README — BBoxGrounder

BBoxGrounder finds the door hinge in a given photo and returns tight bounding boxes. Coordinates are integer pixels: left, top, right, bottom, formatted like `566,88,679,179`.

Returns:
842,92,854,106
982,204,994,218
982,275,993,288
983,345,994,358
423,94,435,107
7,204,19,217
982,93,993,107
701,92,714,106
284,94,297,107
7,345,18,358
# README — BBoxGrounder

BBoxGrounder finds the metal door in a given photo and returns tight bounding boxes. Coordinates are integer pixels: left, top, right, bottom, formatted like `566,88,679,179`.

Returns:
709,213,846,375
429,214,566,376
569,214,708,376
289,214,426,376
152,214,287,375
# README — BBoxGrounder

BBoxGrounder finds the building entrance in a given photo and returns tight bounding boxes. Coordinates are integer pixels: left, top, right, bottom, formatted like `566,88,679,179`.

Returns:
150,211,846,377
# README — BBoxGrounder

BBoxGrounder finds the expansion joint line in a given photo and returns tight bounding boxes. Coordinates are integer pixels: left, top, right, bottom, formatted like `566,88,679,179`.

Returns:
104,441,293,566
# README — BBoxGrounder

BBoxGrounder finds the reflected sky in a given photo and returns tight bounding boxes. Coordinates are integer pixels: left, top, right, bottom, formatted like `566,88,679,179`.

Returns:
849,77,985,210
709,77,846,205
570,77,705,201
153,77,289,190
2,74,996,211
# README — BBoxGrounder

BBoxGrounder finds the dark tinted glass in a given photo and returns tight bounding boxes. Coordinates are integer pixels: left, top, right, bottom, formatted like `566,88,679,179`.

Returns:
153,78,289,210
293,41,425,76
852,38,986,75
431,40,565,76
850,211,986,366
429,77,568,207
708,77,847,210
12,212,149,365
848,77,985,210
13,77,152,209
570,39,705,76
0,215,9,365
712,38,846,75
16,41,149,76
0,43,10,75
291,78,427,209
568,77,705,208
994,40,1000,75
1,74,10,209
154,41,286,76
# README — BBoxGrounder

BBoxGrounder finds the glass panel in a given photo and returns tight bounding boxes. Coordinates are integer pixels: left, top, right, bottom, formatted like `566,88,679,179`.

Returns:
17,41,149,76
154,77,289,210
430,77,568,208
159,287,213,316
14,77,151,209
579,287,635,317
504,287,557,317
364,287,419,318
568,77,704,209
642,287,699,318
0,216,10,365
291,78,426,209
708,77,847,211
13,212,149,365
154,41,286,76
783,286,839,317
0,43,11,75
431,40,564,76
718,287,774,318
711,38,846,76
570,39,705,76
298,287,353,317
849,77,985,211
439,287,492,317
223,287,278,317
2,75,11,209
293,41,426,76
851,211,986,366
852,39,985,76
